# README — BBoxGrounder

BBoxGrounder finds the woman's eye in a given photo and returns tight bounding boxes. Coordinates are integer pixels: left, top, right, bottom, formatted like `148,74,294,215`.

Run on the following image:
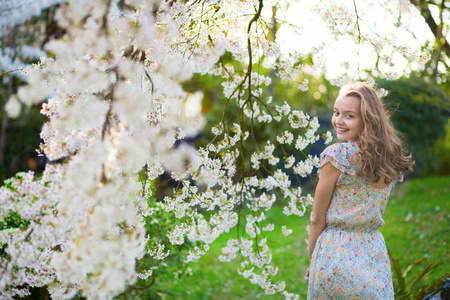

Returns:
347,115,353,118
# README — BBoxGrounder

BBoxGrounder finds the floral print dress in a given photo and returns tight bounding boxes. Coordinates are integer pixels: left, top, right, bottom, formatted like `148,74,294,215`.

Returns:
307,142,398,299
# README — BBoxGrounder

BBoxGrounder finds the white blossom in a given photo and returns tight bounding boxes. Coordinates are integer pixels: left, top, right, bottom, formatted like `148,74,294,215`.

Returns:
285,156,296,169
295,136,309,151
5,96,22,118
289,110,309,129
262,224,275,231
281,226,293,236
324,131,333,144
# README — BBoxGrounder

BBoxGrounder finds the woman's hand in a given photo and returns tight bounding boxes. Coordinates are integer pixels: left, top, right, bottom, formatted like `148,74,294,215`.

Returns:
305,268,310,280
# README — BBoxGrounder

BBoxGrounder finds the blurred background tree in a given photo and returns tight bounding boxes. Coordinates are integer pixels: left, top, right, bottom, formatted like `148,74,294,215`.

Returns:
378,76,450,177
409,0,450,91
0,6,63,182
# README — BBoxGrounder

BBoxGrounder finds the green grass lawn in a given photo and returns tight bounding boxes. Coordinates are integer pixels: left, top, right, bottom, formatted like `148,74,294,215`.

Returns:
155,175,450,299
380,175,450,297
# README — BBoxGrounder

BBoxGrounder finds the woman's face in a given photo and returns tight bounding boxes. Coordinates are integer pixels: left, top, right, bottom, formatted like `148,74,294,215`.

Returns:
332,95,364,142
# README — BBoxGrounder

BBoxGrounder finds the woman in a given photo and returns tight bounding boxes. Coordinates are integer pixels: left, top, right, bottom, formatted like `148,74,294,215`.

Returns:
306,82,413,299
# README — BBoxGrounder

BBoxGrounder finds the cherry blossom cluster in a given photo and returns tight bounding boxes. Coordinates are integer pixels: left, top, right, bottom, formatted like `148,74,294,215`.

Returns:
0,165,69,298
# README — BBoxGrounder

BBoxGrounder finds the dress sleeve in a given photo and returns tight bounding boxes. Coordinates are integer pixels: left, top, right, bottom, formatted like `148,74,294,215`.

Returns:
320,143,356,176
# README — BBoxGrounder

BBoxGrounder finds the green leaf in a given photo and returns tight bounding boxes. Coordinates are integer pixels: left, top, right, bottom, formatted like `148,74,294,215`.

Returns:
402,257,426,278
388,249,406,292
408,261,445,292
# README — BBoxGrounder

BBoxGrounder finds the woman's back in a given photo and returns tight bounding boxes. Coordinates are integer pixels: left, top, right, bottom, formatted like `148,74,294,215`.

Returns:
322,141,399,232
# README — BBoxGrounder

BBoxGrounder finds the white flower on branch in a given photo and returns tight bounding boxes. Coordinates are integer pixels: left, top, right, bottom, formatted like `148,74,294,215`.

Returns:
298,79,309,91
262,223,275,231
324,131,333,144
5,95,21,118
283,291,300,300
293,160,314,177
186,245,209,262
284,156,296,169
148,243,170,260
277,131,294,145
137,269,153,280
295,136,309,151
218,239,240,262
281,226,293,236
289,110,310,129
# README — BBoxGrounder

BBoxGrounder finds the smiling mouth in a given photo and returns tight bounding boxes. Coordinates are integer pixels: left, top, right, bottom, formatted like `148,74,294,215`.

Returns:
335,128,349,133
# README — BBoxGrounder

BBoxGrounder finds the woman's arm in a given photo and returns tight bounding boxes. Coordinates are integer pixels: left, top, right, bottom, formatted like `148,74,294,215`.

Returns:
308,162,341,261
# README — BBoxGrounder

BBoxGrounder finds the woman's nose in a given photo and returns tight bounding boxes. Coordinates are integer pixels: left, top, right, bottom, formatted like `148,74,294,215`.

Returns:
335,115,344,124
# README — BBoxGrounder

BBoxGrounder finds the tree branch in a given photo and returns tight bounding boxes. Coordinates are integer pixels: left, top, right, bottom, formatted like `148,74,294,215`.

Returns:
410,0,450,57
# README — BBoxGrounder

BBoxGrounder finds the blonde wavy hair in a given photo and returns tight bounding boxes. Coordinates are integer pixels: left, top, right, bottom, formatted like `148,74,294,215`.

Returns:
339,82,414,184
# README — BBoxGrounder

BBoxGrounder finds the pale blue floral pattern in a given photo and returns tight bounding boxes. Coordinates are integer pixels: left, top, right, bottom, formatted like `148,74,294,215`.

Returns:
307,142,397,299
